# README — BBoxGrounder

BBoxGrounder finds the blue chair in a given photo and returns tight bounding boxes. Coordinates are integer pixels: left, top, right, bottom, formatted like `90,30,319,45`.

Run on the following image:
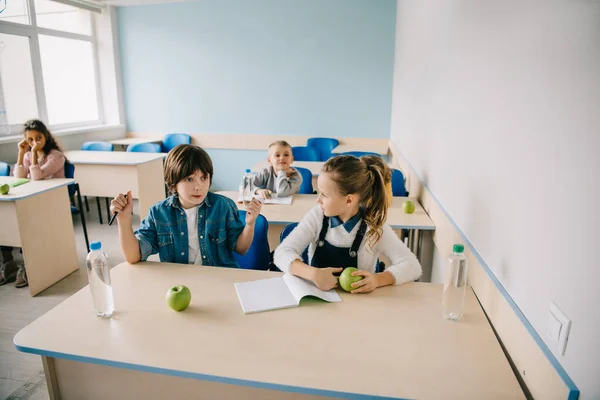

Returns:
296,167,314,194
81,142,113,223
292,146,320,162
0,162,9,176
65,161,90,252
162,133,191,153
127,143,162,153
307,138,339,161
391,169,407,197
81,141,114,152
340,151,381,158
280,223,309,264
233,210,270,270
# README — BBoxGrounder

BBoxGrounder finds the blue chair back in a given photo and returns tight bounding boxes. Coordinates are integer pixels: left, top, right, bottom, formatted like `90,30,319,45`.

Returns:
391,169,407,197
162,133,191,153
280,223,309,264
0,162,9,176
81,141,114,152
340,151,380,158
64,160,76,198
307,138,339,161
292,146,320,162
127,143,162,153
296,167,314,194
233,210,270,270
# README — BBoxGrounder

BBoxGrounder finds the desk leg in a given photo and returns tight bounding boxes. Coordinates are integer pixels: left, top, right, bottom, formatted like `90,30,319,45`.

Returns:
136,159,166,220
17,187,79,296
42,356,61,400
407,229,422,260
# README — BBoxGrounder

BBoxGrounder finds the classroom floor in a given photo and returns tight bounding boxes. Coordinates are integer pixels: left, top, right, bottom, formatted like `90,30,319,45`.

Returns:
0,200,140,400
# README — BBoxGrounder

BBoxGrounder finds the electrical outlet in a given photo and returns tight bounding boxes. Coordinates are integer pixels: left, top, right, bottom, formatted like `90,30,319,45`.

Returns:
546,302,571,356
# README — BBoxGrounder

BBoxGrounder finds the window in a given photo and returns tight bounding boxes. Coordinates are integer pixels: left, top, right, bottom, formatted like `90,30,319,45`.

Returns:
0,0,103,136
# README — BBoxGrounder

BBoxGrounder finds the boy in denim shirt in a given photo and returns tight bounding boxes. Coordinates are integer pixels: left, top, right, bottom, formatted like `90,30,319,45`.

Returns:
110,144,262,267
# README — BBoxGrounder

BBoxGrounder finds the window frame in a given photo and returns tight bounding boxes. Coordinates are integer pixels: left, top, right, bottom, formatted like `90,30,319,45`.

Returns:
0,0,103,136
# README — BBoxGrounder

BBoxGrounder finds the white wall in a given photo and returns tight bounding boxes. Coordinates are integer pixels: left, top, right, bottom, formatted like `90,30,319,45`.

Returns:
391,0,600,398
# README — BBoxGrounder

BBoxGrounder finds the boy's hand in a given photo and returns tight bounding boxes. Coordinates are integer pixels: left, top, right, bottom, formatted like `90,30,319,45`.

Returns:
286,167,297,178
110,190,133,221
256,189,272,199
350,270,380,294
311,267,342,291
244,198,262,226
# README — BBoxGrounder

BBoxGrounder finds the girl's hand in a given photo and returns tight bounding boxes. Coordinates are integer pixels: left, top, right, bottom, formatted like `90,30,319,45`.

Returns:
256,189,272,199
350,270,380,294
110,190,133,220
311,267,342,291
18,139,29,153
245,198,262,226
31,140,44,153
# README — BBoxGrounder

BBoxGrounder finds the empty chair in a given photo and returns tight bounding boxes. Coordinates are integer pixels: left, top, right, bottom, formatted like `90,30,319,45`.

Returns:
295,167,314,194
233,210,270,270
280,223,309,264
81,141,114,152
307,138,339,161
291,146,320,162
340,151,380,158
127,143,162,153
162,133,191,153
64,161,90,252
0,162,9,177
391,169,407,197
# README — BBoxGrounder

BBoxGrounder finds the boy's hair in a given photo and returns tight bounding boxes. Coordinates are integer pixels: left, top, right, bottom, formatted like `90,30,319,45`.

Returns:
322,155,388,249
268,140,292,151
22,119,63,155
164,144,214,196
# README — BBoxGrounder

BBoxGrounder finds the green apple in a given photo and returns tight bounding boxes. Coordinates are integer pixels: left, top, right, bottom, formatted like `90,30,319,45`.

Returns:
166,285,191,311
339,267,363,292
402,200,415,214
0,184,9,195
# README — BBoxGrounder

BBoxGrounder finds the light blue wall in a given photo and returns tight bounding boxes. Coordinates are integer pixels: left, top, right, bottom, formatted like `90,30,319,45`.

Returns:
117,0,396,189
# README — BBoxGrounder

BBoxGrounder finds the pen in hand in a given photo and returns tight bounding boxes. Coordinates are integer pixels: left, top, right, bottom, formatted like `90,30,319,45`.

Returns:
108,194,127,226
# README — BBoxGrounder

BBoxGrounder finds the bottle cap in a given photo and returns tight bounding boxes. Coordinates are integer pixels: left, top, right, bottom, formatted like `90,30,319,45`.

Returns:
90,241,102,251
245,169,251,173
453,244,464,253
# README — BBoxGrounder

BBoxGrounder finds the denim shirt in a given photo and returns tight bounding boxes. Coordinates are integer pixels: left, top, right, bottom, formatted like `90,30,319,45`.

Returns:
135,192,245,268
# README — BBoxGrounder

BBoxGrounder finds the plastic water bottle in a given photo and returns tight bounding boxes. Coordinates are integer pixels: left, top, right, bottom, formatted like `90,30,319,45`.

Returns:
442,244,468,320
240,168,254,207
85,241,114,318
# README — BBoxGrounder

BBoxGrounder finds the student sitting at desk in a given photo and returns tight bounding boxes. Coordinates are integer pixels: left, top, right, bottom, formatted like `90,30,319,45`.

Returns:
274,155,421,293
110,144,262,267
251,140,302,198
1,120,66,288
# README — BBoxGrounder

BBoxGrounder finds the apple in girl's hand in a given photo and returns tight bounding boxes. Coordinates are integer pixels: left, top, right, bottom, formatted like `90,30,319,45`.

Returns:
339,267,363,292
166,285,191,311
0,184,9,195
402,200,415,214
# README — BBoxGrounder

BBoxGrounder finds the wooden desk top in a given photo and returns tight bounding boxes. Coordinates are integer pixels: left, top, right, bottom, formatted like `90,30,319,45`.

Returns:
14,262,523,399
217,191,435,230
65,151,165,165
0,177,73,201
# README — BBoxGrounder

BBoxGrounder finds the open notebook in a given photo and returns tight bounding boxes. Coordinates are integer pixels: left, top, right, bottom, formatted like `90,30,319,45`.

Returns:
234,274,342,314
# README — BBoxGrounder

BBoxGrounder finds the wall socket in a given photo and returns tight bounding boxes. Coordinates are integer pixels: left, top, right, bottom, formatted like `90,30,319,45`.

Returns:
546,302,571,356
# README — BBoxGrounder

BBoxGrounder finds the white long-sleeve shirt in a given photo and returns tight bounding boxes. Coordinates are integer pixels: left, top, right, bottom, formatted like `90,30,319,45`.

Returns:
274,206,422,285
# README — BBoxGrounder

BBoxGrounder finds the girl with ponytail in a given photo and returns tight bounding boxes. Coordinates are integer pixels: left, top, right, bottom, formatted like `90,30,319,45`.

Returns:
274,155,421,293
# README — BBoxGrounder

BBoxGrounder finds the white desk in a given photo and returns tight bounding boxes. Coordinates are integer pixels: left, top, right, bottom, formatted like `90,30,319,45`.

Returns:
217,191,434,258
65,151,166,219
14,262,524,400
0,177,78,296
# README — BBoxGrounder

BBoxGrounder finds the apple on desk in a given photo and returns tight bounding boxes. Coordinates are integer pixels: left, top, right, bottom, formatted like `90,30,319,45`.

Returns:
166,285,192,311
0,184,9,195
402,200,415,214
339,267,363,292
